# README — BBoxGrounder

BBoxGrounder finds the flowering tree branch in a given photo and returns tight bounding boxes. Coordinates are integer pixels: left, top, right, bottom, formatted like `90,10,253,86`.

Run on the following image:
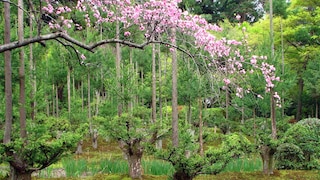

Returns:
0,32,194,58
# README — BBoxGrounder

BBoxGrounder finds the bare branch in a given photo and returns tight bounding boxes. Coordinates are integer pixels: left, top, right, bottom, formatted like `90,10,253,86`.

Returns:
54,39,83,65
0,32,194,59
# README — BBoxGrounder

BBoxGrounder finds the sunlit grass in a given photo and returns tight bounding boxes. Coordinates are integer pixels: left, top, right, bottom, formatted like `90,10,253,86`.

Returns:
224,157,262,172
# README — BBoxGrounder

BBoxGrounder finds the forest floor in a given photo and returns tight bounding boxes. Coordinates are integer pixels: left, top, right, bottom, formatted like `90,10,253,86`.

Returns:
1,136,319,180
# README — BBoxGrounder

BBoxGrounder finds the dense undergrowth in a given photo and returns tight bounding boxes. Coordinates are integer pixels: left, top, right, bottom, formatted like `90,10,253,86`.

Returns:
0,135,319,180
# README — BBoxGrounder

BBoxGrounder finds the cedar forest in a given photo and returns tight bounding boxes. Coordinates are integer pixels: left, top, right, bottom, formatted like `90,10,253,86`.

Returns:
0,0,320,180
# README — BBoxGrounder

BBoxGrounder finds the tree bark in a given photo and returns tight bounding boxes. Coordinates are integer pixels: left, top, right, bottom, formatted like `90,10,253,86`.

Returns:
116,20,122,117
67,66,71,118
18,0,27,141
11,170,32,180
225,88,229,120
56,85,59,117
95,90,100,116
157,44,163,149
88,71,92,134
29,13,36,121
76,140,83,154
296,77,304,120
260,145,275,175
92,129,98,149
270,90,277,139
316,98,318,118
173,171,193,180
3,0,13,144
198,98,204,156
128,152,143,179
119,141,144,179
151,35,157,124
171,28,179,147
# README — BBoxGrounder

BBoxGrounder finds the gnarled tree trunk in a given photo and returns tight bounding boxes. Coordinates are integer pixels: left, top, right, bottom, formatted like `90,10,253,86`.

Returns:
119,141,144,179
12,170,33,180
260,145,275,175
173,171,193,180
128,151,143,179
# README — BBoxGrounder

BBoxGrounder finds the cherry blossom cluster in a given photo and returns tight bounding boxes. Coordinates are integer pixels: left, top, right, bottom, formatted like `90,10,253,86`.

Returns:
41,1,280,104
219,16,281,106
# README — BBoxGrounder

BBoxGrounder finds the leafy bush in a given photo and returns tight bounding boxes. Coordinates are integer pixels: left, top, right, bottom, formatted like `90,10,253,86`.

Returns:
275,143,305,170
157,124,253,180
0,116,88,172
203,108,225,127
282,118,320,170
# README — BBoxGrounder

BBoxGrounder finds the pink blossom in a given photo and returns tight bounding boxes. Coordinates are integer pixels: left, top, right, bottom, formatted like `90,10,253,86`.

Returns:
223,78,231,85
81,54,86,60
236,14,241,21
124,31,131,36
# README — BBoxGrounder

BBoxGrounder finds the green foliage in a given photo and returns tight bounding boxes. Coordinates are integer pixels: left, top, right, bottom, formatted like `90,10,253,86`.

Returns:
157,123,253,180
0,117,88,171
104,106,160,145
203,108,225,127
282,118,320,169
275,143,305,170
179,0,264,24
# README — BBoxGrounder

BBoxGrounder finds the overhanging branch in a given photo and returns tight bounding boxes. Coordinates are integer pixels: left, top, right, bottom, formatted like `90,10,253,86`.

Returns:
0,32,194,59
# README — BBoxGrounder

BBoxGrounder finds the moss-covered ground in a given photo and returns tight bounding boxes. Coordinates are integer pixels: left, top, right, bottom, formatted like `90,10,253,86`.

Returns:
1,135,318,180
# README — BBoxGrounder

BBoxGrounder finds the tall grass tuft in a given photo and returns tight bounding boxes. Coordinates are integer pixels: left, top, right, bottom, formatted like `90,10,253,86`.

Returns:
99,159,128,174
224,157,262,172
61,158,88,177
142,160,174,176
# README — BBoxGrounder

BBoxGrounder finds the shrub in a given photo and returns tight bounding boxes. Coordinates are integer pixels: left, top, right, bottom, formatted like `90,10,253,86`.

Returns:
275,143,305,170
282,118,320,170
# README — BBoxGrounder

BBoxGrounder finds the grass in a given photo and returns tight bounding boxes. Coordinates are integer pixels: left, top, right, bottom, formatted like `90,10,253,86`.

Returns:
142,159,174,176
37,157,174,178
62,158,88,177
24,137,319,179
224,157,262,172
194,170,320,180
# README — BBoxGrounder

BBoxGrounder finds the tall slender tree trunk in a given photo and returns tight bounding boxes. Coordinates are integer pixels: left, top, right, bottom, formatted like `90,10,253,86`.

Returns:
67,66,71,118
151,38,157,124
56,85,59,117
225,88,229,120
4,0,12,145
260,0,277,175
129,48,134,112
280,17,285,118
296,77,304,120
52,84,55,116
88,71,92,134
171,28,179,147
116,20,122,117
18,0,27,140
316,98,318,118
198,98,204,156
269,0,276,139
81,80,84,111
29,14,36,120
95,90,100,116
157,44,163,149
270,90,277,139
241,102,245,124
